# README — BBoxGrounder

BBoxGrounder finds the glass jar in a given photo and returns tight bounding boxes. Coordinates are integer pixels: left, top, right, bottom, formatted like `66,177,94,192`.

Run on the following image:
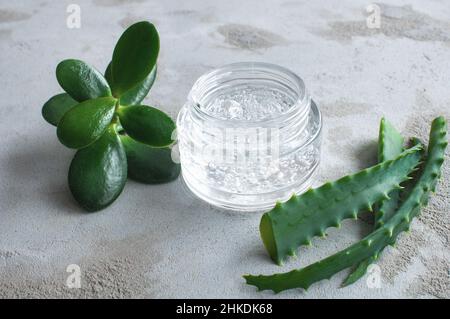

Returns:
177,62,322,211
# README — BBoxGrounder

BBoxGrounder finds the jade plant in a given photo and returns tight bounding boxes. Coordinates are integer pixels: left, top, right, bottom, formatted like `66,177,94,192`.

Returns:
42,21,180,211
245,116,447,293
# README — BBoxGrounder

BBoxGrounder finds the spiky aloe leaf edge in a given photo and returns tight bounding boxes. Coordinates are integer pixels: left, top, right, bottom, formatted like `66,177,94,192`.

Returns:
245,116,447,293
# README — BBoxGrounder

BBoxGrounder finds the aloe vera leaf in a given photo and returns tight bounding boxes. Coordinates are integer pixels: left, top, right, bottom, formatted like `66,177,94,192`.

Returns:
343,118,405,286
343,137,425,286
375,118,405,226
259,143,423,265
377,118,405,163
244,116,447,293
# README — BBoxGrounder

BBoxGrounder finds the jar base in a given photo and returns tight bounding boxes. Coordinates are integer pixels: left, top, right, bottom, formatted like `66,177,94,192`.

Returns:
180,162,319,212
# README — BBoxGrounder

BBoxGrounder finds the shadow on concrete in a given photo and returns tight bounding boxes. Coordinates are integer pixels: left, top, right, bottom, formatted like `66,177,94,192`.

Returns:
5,138,85,214
352,140,378,170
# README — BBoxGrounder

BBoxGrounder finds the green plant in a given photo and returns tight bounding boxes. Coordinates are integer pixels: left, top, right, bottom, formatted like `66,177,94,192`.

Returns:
244,117,447,293
343,118,406,286
42,21,180,211
259,143,423,265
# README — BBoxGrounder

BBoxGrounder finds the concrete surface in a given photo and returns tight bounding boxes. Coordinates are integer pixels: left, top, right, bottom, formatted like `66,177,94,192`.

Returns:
0,0,449,298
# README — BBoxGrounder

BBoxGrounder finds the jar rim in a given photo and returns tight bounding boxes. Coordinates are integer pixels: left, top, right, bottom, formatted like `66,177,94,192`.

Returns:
187,62,310,125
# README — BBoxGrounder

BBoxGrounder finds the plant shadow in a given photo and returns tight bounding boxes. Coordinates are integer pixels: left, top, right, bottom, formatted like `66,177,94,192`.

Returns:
352,140,378,170
5,139,85,214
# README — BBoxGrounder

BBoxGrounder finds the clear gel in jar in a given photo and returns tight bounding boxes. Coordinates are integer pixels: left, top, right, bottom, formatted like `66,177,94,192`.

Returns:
177,62,322,211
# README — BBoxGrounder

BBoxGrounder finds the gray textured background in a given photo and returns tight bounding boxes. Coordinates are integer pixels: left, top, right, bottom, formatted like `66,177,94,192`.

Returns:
0,0,449,298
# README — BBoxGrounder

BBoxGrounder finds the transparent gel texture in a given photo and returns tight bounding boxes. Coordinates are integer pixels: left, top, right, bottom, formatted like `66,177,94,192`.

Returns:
177,63,322,211
203,86,293,121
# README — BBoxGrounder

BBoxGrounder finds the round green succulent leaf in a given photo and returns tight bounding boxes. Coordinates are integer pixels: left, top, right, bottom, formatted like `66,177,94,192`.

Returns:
104,62,113,84
121,135,180,184
56,59,111,102
69,127,127,212
105,62,157,106
57,97,117,149
42,93,78,126
118,105,175,147
111,21,159,96
105,62,112,85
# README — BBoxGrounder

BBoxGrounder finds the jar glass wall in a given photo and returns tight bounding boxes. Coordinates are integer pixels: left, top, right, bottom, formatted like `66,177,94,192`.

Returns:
177,62,322,211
